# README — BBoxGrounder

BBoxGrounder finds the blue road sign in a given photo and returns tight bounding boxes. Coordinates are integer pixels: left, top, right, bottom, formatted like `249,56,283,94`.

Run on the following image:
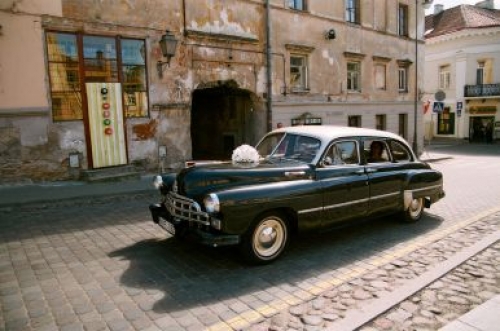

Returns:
433,102,444,113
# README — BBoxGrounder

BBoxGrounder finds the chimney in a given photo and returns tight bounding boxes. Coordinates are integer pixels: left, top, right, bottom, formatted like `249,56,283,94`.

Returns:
434,4,444,14
475,0,494,9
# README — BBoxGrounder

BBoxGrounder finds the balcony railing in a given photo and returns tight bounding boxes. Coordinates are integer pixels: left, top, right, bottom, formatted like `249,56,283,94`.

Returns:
464,83,500,97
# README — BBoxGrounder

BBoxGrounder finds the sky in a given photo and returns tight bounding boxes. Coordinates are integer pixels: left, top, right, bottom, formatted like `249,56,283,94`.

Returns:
425,0,500,15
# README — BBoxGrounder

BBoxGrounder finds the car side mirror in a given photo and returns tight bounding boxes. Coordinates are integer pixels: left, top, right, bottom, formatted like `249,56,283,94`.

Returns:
322,156,333,166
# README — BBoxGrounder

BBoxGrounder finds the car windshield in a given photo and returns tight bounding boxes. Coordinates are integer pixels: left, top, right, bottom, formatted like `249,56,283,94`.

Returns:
256,133,321,163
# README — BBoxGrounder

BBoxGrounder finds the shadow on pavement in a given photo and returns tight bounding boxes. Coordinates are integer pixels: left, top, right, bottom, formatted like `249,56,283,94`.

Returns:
109,212,443,314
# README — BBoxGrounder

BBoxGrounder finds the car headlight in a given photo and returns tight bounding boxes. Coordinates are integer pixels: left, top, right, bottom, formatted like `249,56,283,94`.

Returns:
204,193,220,213
153,175,163,189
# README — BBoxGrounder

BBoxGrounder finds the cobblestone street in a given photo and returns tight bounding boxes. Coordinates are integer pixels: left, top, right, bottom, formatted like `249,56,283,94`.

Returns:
1,143,499,331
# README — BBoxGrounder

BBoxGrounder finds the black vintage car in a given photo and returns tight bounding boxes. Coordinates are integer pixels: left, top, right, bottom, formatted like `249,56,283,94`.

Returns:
150,126,445,264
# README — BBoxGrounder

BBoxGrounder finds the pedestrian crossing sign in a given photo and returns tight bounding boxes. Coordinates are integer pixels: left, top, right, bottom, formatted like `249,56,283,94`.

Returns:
433,102,444,113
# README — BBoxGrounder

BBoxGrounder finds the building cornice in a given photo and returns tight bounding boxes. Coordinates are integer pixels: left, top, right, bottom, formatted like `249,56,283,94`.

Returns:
426,27,500,45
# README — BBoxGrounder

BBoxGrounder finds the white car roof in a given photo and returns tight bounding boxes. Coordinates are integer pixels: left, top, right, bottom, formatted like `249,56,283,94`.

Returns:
273,125,408,145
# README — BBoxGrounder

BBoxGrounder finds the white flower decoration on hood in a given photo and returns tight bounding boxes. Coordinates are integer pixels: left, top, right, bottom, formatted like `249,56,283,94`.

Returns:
231,144,260,164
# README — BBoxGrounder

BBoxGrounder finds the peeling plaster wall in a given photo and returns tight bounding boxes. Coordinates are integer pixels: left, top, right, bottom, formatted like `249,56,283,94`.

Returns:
1,0,426,182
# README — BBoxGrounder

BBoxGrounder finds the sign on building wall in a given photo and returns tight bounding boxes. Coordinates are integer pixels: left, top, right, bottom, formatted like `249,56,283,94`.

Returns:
456,102,463,117
86,83,127,168
433,102,444,113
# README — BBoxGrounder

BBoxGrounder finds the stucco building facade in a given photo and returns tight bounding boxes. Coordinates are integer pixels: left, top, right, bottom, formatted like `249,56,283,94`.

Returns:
0,0,428,183
423,1,500,142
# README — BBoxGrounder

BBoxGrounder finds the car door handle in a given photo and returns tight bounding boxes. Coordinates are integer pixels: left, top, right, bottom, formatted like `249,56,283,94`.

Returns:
355,169,366,175
285,171,306,177
365,168,377,173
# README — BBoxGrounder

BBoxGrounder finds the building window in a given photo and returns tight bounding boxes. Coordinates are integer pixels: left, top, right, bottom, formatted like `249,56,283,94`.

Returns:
398,4,409,37
121,39,148,118
288,0,306,10
345,0,360,23
290,55,308,91
46,32,148,121
399,114,407,139
46,32,82,121
348,115,361,127
439,65,451,89
347,62,361,92
376,114,386,130
398,66,408,92
437,107,455,134
374,64,386,90
476,62,484,85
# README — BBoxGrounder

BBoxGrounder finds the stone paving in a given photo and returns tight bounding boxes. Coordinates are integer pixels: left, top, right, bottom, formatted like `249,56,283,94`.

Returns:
245,211,500,331
363,242,500,331
1,197,498,331
1,144,500,331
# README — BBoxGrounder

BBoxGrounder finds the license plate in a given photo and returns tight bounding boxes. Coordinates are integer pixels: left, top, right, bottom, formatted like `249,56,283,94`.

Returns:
158,217,176,235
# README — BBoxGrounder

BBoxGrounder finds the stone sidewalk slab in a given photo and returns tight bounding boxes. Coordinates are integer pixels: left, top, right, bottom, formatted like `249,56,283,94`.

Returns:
439,295,500,331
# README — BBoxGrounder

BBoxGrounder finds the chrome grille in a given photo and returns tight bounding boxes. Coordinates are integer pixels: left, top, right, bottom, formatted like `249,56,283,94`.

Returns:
166,192,211,226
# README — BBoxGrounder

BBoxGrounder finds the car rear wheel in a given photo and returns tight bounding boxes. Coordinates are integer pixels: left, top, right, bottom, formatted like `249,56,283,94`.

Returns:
401,197,424,223
240,213,288,264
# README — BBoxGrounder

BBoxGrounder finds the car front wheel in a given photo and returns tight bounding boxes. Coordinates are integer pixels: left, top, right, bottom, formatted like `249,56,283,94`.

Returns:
401,197,424,223
240,213,288,264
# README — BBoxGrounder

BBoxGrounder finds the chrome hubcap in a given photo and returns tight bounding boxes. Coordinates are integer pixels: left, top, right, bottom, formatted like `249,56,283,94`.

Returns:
254,219,285,258
409,198,423,218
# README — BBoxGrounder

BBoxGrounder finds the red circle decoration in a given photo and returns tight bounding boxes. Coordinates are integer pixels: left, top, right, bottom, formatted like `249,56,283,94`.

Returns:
104,127,113,135
102,103,110,110
103,110,110,118
103,119,111,126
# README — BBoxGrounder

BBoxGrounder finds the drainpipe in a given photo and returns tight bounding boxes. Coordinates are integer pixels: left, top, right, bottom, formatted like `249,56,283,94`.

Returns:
266,0,273,132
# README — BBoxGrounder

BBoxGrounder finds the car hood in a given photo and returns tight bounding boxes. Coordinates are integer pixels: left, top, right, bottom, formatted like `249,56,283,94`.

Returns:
176,159,313,199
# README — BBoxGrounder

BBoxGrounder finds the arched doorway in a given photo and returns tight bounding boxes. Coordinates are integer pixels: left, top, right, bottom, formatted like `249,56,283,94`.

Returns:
191,80,256,160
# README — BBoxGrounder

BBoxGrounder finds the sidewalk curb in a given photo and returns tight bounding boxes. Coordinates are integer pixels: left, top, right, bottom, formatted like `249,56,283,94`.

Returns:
326,230,500,331
0,188,155,212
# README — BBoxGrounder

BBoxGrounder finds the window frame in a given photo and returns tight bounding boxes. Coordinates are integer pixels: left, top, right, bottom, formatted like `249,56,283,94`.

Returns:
288,0,306,11
345,0,361,24
398,4,409,37
374,63,387,90
398,66,408,92
476,62,484,85
347,61,361,92
46,31,149,122
439,65,451,89
399,113,408,139
376,114,386,131
348,115,362,128
289,54,309,92
46,31,83,121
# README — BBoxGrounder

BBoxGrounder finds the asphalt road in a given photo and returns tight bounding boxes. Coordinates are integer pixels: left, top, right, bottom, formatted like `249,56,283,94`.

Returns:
0,142,499,331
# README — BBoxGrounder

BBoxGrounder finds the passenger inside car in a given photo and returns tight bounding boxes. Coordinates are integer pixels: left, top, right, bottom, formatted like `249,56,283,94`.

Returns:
367,141,389,163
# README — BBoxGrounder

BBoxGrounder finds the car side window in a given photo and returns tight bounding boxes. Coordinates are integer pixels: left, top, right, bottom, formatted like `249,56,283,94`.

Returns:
389,140,411,162
291,136,321,162
365,140,391,163
323,141,359,166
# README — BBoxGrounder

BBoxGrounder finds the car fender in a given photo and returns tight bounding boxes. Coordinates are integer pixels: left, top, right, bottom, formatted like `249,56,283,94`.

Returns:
210,179,323,234
403,169,444,210
158,172,177,195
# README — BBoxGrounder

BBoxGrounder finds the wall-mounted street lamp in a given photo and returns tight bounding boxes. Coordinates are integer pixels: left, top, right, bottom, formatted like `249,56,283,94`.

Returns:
413,0,433,154
157,30,178,79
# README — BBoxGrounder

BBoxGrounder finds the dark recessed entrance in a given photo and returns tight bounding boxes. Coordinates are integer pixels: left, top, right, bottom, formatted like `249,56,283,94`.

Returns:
469,116,494,143
191,81,254,160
